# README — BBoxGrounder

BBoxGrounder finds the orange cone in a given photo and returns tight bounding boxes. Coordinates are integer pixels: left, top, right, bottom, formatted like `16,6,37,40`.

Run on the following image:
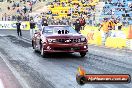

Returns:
127,25,132,39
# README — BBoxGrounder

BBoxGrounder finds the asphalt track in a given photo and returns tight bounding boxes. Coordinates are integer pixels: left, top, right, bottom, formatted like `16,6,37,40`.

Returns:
0,30,132,88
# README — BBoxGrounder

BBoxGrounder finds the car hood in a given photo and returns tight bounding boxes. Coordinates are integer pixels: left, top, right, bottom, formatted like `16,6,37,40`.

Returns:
44,33,84,39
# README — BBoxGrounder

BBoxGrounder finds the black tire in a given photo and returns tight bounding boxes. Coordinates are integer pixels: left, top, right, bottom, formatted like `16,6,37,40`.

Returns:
41,46,48,58
80,52,86,57
32,40,34,49
32,41,38,52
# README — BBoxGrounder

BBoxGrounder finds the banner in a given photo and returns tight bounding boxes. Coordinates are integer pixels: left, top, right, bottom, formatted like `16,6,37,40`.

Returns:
0,21,30,30
81,29,102,45
0,21,16,29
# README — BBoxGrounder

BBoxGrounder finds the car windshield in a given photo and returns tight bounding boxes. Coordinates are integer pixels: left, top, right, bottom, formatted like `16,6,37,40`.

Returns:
42,26,77,34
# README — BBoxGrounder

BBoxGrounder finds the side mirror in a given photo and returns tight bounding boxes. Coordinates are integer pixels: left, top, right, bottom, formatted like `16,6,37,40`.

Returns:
34,32,38,34
34,32,41,35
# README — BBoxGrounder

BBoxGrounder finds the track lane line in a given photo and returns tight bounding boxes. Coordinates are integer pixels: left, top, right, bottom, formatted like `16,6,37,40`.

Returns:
0,79,4,88
0,52,31,88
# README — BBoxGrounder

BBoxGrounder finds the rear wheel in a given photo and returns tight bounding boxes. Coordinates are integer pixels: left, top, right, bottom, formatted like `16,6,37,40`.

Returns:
32,40,35,49
80,52,86,57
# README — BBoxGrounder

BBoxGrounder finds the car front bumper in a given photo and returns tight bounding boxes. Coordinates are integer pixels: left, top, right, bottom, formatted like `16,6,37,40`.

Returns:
43,43,88,53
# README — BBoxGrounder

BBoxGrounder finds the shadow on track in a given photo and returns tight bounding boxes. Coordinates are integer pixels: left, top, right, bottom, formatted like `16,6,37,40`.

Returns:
5,35,31,48
33,51,88,60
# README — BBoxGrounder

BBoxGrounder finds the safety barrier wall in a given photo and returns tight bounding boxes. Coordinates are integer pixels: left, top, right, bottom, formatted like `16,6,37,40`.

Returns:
0,21,30,30
81,25,132,50
105,30,127,49
80,25,102,46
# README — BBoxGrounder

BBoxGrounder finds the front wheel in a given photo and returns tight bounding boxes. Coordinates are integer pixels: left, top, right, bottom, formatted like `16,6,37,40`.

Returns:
32,41,38,52
41,46,47,58
80,52,86,57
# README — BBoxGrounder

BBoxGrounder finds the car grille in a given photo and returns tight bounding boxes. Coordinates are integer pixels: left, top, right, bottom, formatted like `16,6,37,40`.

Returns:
56,38,80,43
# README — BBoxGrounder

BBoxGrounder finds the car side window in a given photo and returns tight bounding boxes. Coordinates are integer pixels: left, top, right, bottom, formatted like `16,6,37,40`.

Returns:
43,27,53,34
42,27,45,34
65,30,69,34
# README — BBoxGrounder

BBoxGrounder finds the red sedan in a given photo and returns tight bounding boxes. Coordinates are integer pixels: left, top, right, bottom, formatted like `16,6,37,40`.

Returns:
32,25,88,57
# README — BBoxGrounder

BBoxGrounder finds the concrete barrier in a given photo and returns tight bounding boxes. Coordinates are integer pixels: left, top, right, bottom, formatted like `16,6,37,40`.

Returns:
81,25,131,49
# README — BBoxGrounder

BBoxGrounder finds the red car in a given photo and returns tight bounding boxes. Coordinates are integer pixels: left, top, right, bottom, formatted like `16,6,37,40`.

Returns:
32,25,88,57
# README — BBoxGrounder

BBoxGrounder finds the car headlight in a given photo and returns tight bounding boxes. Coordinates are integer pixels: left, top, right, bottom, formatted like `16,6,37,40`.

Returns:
80,37,86,42
47,39,56,43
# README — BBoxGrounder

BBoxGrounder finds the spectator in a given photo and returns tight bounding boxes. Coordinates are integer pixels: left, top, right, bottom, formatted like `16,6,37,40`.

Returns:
41,17,48,26
4,13,7,21
17,15,22,21
42,21,48,26
115,20,122,30
16,20,22,36
30,6,32,12
108,19,116,30
8,16,11,21
23,6,27,14
79,17,86,30
99,18,110,45
73,19,81,33
7,6,10,10
17,9,20,14
30,20,36,38
12,15,16,21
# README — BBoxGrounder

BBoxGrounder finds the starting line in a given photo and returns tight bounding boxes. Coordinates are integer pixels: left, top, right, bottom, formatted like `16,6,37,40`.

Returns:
0,79,4,88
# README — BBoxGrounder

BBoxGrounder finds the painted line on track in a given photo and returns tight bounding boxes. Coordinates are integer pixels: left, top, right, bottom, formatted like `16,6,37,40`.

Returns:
0,79,4,88
0,52,31,88
21,37,31,44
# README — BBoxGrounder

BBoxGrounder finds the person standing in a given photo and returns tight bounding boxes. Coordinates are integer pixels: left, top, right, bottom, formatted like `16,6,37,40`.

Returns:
73,19,82,33
29,2,32,13
16,21,22,36
98,18,109,45
79,17,86,30
115,20,122,30
42,20,48,26
23,6,27,14
41,17,48,26
108,19,115,30
30,20,36,38
4,13,7,21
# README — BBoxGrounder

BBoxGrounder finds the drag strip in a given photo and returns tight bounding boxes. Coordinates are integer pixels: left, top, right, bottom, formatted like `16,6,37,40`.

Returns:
0,79,4,88
0,30,132,88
